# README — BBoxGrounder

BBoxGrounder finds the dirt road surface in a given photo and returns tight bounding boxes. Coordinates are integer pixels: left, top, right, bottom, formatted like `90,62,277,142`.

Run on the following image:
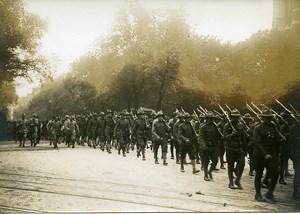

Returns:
0,140,299,212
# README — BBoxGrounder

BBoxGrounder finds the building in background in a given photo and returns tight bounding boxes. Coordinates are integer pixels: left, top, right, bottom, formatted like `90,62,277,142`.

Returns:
273,0,300,43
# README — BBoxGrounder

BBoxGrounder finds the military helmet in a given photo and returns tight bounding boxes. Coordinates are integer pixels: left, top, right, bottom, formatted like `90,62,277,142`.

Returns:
32,114,37,118
230,109,241,117
137,109,145,115
99,112,105,116
243,113,253,120
204,111,216,118
260,108,274,117
65,115,70,119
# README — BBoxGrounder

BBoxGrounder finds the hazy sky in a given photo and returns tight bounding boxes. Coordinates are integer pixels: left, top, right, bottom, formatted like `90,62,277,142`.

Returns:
16,0,273,97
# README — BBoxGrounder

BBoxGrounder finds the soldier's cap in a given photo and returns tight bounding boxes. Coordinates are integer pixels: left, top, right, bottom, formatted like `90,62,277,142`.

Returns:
204,112,216,118
65,115,70,118
99,112,105,116
106,109,113,114
260,108,274,117
243,113,253,120
155,110,164,117
32,114,37,117
230,109,241,117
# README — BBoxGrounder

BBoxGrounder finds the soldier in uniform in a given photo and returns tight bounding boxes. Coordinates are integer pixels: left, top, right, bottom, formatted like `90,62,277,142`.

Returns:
243,113,255,176
16,113,28,147
87,113,99,148
28,114,39,147
223,109,247,189
178,112,200,174
253,108,283,202
104,110,115,154
190,112,201,164
198,112,221,181
290,112,300,199
278,112,293,184
168,110,180,160
61,115,79,148
114,111,131,157
96,112,106,151
132,109,149,160
152,111,170,165
47,116,62,148
173,113,184,164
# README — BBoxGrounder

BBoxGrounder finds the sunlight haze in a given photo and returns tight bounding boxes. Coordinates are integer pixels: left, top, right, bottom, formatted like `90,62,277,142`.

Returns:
16,0,273,97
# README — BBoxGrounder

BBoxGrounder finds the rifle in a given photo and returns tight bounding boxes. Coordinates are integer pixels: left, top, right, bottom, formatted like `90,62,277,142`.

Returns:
271,109,291,130
181,107,186,114
199,105,209,115
251,102,262,114
289,103,298,115
213,109,222,116
275,99,299,123
246,103,262,123
219,104,236,132
225,104,232,112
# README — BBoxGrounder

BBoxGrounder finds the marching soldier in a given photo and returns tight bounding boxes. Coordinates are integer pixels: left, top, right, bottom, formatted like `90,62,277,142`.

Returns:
47,116,61,148
16,113,28,147
168,110,180,160
96,112,106,151
114,111,131,157
178,112,200,174
243,113,255,176
223,109,247,189
61,115,79,148
253,108,282,202
152,111,170,165
173,113,184,164
104,110,115,154
198,112,222,181
77,115,87,146
132,109,149,160
290,112,300,199
87,113,99,148
28,114,39,147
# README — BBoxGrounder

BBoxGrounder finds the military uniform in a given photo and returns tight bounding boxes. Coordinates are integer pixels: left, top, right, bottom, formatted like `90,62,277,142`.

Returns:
223,109,246,189
152,111,169,165
178,113,199,174
16,114,27,147
104,111,115,153
290,117,300,199
62,115,79,148
47,117,61,148
96,112,106,151
132,110,148,160
114,113,131,156
253,108,282,202
87,114,99,148
28,114,39,147
198,113,221,181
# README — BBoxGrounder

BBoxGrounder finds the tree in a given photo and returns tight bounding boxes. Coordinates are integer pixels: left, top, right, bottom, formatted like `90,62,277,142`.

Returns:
0,0,49,110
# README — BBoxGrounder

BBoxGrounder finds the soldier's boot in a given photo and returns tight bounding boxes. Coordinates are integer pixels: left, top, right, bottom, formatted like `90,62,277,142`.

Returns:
220,159,226,169
142,149,146,161
170,147,174,159
176,154,180,164
228,171,236,189
22,141,25,147
203,165,210,181
208,165,214,180
122,147,126,157
72,141,75,148
191,159,200,174
196,156,200,164
162,152,168,166
234,172,243,189
155,159,159,164
19,141,22,147
118,148,121,155
107,144,112,154
49,141,52,146
93,141,96,149
137,149,141,158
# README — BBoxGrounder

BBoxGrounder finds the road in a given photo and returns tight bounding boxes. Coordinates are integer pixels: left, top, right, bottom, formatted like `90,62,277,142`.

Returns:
0,140,299,212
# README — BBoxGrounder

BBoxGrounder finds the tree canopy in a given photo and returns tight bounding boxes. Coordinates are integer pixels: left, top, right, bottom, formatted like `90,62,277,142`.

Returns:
0,0,50,111
15,3,300,118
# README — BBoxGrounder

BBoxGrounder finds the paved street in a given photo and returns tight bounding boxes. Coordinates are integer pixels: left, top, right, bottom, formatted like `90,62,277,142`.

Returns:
0,140,299,212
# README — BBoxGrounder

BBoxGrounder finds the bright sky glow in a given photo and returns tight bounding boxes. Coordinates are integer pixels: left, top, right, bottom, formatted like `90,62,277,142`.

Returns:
16,0,273,97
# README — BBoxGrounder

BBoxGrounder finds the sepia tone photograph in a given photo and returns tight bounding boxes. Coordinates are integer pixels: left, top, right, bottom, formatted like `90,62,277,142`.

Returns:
0,0,300,212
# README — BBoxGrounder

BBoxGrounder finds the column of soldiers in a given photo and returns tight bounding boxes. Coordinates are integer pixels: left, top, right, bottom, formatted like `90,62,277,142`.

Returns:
15,101,300,201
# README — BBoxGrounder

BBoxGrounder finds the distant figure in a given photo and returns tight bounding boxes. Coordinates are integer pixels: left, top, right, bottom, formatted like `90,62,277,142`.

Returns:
16,113,28,147
28,114,39,147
